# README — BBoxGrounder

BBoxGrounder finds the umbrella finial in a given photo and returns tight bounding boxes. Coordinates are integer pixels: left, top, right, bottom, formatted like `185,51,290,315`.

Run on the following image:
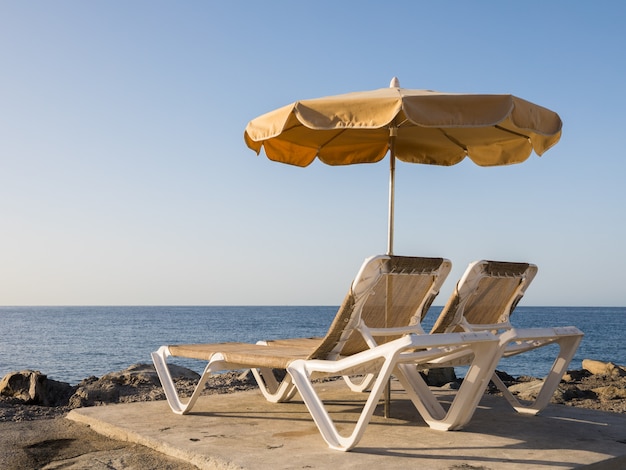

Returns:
389,77,400,88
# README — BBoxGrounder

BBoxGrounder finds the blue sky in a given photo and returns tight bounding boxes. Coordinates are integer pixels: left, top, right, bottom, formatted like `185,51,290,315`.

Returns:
1,2,624,306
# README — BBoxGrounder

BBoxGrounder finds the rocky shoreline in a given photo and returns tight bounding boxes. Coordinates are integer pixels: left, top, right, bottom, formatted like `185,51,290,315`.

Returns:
0,364,257,422
2,359,625,422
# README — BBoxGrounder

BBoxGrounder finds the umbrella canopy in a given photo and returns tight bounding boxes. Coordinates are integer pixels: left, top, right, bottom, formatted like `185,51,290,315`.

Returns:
244,78,562,254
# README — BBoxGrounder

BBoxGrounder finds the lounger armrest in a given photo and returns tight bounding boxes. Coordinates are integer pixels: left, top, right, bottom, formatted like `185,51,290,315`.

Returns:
513,325,583,340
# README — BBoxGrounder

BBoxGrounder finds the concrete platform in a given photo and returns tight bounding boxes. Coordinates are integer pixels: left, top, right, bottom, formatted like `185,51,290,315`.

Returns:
68,380,626,469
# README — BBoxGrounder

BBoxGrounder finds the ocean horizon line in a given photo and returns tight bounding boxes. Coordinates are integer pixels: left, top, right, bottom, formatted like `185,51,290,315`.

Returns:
2,304,626,309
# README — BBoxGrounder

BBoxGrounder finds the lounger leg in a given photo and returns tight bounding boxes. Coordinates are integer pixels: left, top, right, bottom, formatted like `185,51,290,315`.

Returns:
341,373,376,392
286,337,415,451
287,357,397,451
251,367,298,403
394,364,447,421
395,330,516,431
395,343,496,430
495,328,583,415
151,347,214,414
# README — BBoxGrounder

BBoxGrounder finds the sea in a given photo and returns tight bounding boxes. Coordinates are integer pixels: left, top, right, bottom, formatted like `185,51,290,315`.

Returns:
1,306,624,385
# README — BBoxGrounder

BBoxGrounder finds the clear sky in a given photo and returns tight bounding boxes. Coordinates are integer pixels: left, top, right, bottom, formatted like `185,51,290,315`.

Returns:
1,2,624,306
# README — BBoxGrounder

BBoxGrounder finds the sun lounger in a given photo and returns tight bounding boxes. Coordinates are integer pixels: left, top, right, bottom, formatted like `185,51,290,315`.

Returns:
152,255,505,450
252,254,454,402
428,260,584,415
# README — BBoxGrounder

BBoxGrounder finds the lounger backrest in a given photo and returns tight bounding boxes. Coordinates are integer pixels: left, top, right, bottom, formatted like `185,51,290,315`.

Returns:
430,260,537,334
311,255,452,359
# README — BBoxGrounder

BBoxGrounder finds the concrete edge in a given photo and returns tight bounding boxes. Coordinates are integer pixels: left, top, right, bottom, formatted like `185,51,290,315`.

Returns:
67,409,241,470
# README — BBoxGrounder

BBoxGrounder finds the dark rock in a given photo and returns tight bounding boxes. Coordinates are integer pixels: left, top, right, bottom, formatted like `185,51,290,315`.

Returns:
68,363,200,408
567,387,597,400
562,369,591,382
516,375,541,383
421,367,457,387
0,371,75,407
592,385,626,400
494,370,517,384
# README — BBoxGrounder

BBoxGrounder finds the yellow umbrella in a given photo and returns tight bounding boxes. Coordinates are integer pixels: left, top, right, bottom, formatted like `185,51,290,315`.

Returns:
244,78,562,255
244,78,562,417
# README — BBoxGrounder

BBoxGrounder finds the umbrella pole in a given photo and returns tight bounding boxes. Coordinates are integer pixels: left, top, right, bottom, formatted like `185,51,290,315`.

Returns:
387,129,397,257
384,128,397,418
